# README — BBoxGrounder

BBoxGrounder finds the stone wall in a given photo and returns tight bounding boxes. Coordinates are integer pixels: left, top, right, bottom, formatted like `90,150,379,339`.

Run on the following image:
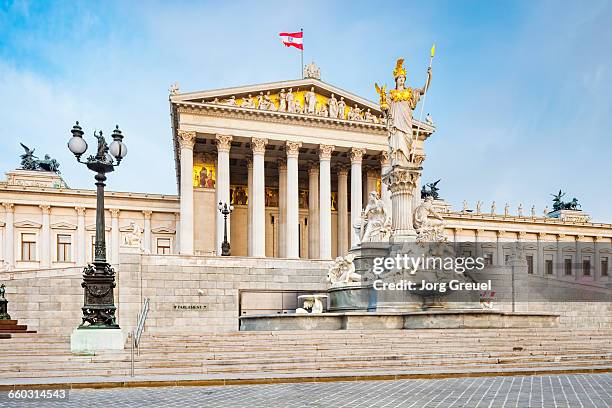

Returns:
2,252,610,335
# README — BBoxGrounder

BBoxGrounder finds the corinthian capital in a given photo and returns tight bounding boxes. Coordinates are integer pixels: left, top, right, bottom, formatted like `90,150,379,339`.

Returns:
285,141,302,158
2,203,14,213
319,144,335,161
39,205,51,214
350,147,367,164
177,130,196,149
251,137,268,154
216,134,233,152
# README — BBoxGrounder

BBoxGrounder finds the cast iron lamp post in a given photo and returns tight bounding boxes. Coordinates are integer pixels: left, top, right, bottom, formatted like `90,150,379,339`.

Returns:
218,201,234,256
67,121,127,329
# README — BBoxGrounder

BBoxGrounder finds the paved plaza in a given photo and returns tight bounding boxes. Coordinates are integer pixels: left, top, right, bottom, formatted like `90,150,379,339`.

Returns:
2,373,611,408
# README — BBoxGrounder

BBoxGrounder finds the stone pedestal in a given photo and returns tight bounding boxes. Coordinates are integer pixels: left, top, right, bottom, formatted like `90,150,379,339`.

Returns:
70,328,124,353
383,166,420,242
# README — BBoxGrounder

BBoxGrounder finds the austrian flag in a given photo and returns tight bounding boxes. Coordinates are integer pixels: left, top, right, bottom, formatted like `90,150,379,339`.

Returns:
279,31,303,50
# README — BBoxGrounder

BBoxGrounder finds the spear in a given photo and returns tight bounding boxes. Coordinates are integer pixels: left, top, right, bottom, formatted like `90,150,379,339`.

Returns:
413,43,435,146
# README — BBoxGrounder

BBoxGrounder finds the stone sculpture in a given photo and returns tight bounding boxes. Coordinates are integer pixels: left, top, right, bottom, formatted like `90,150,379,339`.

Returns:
303,61,321,79
491,201,496,215
241,94,255,109
425,113,434,126
375,58,431,167
123,221,143,247
337,97,346,119
328,93,339,118
504,203,510,217
356,191,391,243
326,254,361,288
305,87,317,114
278,89,287,112
168,82,180,95
413,196,447,242
296,294,327,314
476,200,482,215
286,88,295,113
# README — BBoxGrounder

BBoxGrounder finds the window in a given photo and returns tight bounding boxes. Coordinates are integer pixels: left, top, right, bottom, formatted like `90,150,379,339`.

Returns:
57,234,71,262
564,258,572,276
526,255,534,274
545,259,553,275
583,259,591,276
157,238,171,255
21,233,36,261
484,253,493,266
602,257,609,277
504,254,510,265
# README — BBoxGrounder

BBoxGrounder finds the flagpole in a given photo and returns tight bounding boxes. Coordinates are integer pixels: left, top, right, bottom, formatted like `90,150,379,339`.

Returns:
300,28,304,78
413,44,435,146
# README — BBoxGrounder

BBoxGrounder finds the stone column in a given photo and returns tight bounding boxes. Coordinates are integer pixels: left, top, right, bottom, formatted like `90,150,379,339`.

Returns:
380,151,391,211
215,134,233,256
308,163,319,259
496,230,504,265
556,234,564,278
537,233,545,275
385,167,419,242
174,212,180,254
251,137,268,257
475,229,483,260
285,141,302,259
178,130,196,255
40,205,51,268
143,210,152,254
350,148,366,248
110,209,120,264
247,158,253,257
337,167,349,256
2,203,14,269
594,236,602,281
278,160,287,257
75,206,86,265
319,144,334,260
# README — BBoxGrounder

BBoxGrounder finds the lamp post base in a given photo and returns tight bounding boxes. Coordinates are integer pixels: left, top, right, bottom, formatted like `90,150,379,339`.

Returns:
70,327,125,353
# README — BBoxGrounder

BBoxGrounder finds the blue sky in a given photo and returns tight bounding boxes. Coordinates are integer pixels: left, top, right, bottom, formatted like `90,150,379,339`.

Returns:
1,1,611,220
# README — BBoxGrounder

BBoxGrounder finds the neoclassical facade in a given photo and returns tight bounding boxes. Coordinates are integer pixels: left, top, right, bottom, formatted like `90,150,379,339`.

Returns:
0,67,610,287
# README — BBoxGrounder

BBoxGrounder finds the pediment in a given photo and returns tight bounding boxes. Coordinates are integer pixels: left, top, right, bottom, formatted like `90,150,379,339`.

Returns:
171,78,389,125
86,223,111,232
151,226,176,234
50,221,77,230
14,220,41,228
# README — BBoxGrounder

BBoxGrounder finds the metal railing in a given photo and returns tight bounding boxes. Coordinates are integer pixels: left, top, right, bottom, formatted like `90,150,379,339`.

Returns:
130,297,150,377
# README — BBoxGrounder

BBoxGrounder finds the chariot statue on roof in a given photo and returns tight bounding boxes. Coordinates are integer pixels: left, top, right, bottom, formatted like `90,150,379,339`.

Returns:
375,58,431,167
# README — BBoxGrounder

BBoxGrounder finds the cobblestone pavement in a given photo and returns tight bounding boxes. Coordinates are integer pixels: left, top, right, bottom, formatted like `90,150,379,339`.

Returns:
3,373,612,408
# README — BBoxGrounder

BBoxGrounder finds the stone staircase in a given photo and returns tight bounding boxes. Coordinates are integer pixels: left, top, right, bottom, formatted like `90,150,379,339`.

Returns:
0,319,37,338
1,328,611,380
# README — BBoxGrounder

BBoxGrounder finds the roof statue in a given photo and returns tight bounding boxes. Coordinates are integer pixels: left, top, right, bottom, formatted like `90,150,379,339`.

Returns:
551,189,581,211
421,179,441,199
19,143,60,173
303,61,321,79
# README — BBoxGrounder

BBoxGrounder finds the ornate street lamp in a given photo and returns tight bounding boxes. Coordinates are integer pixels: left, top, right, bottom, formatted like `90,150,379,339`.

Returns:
218,201,234,256
67,121,127,329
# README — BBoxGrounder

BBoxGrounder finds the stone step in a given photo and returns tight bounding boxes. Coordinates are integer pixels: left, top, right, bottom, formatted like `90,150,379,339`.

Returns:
0,320,18,325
